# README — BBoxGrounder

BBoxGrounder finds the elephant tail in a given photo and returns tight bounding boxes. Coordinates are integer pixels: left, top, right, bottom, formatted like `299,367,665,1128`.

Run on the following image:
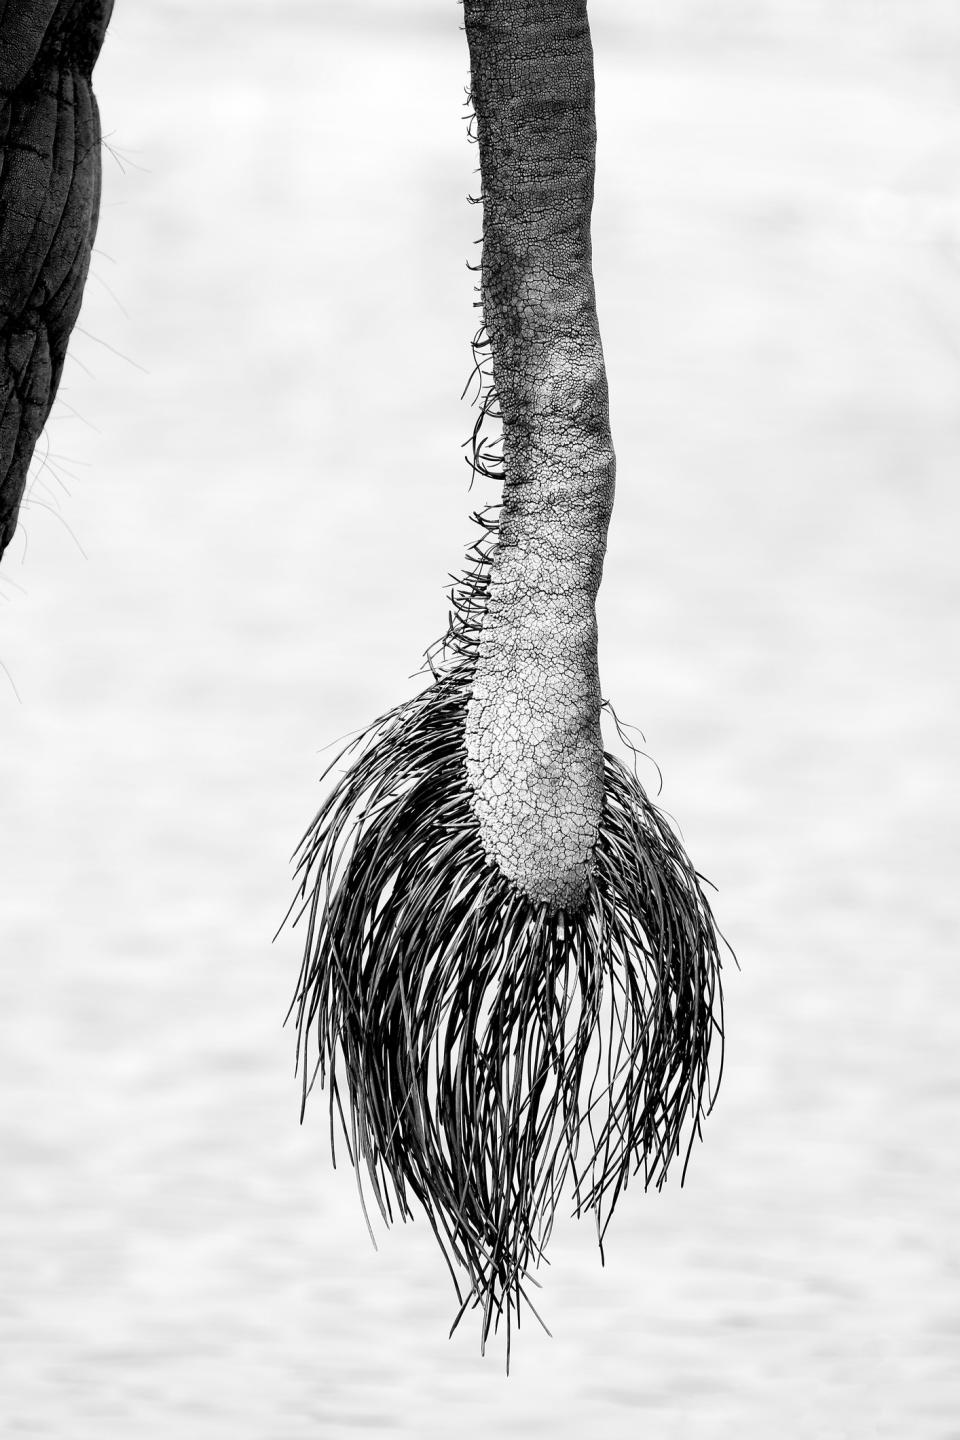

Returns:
285,0,728,1357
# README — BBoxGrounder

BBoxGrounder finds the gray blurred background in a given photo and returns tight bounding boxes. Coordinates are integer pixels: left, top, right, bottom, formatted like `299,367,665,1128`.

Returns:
2,1,958,1435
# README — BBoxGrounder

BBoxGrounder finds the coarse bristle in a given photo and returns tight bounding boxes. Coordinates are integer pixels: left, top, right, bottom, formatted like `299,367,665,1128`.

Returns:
284,620,725,1354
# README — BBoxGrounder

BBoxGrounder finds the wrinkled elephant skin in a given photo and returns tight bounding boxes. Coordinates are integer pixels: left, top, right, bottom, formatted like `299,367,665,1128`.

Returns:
0,0,113,562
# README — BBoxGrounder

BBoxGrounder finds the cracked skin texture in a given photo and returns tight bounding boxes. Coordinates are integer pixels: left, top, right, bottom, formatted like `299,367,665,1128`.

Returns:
463,0,616,909
0,0,113,561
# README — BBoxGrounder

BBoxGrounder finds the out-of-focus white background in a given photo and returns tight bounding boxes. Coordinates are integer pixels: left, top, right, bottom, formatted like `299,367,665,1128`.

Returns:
2,1,958,1435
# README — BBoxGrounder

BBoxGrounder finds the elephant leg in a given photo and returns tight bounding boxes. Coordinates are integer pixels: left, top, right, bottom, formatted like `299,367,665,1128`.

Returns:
0,0,114,563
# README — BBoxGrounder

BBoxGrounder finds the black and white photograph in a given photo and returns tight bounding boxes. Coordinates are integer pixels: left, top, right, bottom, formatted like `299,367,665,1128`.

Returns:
2,2,958,1435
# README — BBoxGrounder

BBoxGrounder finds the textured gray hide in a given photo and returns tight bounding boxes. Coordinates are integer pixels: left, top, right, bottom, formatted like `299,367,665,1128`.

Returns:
463,0,616,908
0,0,113,561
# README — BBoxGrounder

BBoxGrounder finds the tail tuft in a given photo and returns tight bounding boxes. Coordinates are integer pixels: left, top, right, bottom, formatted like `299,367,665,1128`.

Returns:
285,655,725,1351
